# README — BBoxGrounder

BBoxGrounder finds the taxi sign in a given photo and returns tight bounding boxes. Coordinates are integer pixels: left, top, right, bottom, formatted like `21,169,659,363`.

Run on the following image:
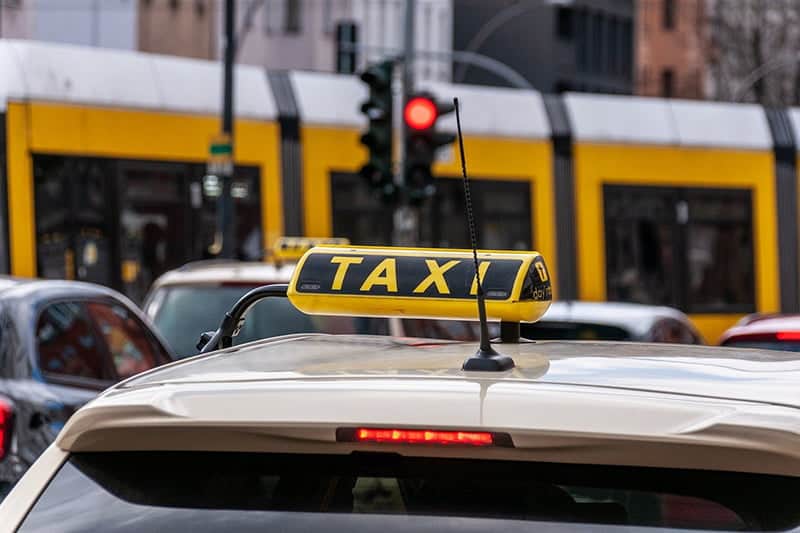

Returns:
272,237,350,262
288,246,552,322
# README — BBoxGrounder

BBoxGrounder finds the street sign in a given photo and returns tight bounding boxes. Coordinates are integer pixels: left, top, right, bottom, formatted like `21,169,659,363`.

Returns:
207,134,233,177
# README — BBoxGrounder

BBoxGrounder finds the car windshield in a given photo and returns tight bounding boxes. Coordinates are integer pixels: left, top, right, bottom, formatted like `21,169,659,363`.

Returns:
18,451,800,532
149,285,388,357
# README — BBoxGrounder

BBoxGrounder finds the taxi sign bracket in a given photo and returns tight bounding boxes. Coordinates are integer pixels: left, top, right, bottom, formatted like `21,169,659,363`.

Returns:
500,321,521,343
198,284,289,353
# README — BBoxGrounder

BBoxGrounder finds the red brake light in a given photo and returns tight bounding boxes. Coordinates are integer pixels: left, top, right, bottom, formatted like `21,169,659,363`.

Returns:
354,428,493,446
404,97,437,130
0,398,13,460
776,331,800,341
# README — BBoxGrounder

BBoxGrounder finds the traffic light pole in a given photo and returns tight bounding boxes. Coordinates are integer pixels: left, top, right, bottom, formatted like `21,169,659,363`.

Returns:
219,0,237,259
394,0,418,247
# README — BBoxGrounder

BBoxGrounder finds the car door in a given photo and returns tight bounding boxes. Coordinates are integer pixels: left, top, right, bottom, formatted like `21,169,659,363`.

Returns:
25,300,115,470
34,298,170,428
11,298,171,488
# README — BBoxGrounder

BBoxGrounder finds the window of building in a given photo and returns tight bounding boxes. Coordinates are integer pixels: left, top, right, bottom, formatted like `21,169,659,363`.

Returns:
663,0,676,30
608,17,619,76
335,22,358,74
591,13,603,74
575,9,588,71
263,0,272,34
285,0,301,34
194,0,205,17
323,0,334,34
621,18,633,79
169,0,180,11
661,68,674,97
556,6,574,40
36,302,111,384
85,301,166,380
604,186,755,314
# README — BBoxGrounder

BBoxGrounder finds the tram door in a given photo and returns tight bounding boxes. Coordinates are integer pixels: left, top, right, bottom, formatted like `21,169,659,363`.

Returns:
118,162,194,303
35,157,116,287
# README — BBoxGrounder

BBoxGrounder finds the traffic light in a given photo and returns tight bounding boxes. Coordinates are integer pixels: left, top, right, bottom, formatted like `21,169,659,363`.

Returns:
359,60,396,203
404,93,455,205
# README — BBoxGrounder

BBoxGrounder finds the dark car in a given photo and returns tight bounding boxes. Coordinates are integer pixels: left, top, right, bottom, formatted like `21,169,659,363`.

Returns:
0,277,173,495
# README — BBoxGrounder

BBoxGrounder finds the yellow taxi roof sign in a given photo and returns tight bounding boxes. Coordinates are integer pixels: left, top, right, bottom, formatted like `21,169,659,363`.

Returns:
287,246,552,322
272,237,350,262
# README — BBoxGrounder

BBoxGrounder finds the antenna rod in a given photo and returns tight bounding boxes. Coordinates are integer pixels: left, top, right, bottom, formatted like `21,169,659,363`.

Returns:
454,98,513,371
454,97,494,356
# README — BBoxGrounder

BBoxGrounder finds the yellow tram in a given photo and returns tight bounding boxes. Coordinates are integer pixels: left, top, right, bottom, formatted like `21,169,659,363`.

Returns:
2,40,797,341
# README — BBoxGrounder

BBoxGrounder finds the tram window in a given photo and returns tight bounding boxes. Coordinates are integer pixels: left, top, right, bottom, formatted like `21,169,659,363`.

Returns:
427,179,532,250
686,191,754,312
331,174,532,250
331,173,393,245
34,157,113,286
604,186,754,314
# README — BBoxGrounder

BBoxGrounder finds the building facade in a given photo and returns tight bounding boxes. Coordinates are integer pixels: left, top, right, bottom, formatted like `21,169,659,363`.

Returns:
217,0,452,83
452,0,634,93
1,0,137,50
635,0,707,99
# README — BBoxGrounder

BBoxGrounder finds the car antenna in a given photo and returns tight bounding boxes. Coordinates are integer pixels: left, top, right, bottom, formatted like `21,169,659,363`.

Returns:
454,97,515,372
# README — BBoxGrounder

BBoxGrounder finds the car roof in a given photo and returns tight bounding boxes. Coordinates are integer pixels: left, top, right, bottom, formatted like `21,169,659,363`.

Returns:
0,276,127,301
56,335,800,477
538,301,692,338
149,261,296,289
720,314,800,343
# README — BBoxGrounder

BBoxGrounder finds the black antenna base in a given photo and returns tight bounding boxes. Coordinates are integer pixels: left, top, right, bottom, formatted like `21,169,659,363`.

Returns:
462,347,515,372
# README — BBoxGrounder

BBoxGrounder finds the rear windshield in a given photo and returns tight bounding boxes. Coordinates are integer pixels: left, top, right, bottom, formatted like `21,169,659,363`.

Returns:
149,286,388,357
19,452,799,532
521,321,632,341
722,340,800,352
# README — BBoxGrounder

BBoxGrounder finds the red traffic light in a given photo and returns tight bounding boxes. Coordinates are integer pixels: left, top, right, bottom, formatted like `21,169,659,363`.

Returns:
404,97,437,130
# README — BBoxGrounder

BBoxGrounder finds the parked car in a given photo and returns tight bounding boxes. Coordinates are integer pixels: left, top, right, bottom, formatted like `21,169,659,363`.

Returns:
0,277,173,495
400,301,704,344
719,313,800,351
143,260,389,357
520,301,704,343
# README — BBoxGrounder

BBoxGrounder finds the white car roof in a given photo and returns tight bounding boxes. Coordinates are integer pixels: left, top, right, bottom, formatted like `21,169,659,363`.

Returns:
540,301,693,338
149,261,296,290
56,335,800,478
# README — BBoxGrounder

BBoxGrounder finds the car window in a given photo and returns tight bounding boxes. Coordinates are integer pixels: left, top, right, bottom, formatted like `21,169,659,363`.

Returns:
19,452,799,532
150,285,388,357
85,301,168,380
521,321,632,341
36,302,111,383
